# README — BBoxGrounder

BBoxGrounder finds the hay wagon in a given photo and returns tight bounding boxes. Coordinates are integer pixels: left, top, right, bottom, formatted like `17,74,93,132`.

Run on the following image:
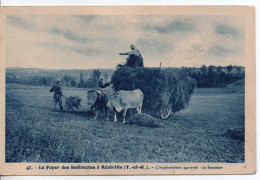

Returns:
111,67,196,119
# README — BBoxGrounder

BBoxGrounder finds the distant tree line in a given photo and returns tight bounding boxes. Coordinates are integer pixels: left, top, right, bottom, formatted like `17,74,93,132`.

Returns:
6,65,244,89
6,69,109,88
182,65,245,88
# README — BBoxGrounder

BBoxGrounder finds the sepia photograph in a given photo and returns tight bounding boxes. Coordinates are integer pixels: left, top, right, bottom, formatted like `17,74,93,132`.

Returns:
0,6,255,175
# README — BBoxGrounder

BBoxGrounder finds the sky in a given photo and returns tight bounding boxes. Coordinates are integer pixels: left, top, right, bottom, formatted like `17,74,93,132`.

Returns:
6,15,245,69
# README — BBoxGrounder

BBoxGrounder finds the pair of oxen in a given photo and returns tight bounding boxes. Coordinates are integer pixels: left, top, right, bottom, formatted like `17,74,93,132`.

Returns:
86,87,143,124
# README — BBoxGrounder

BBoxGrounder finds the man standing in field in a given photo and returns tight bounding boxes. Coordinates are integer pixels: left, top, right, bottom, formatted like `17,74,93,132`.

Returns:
119,44,144,68
50,80,64,111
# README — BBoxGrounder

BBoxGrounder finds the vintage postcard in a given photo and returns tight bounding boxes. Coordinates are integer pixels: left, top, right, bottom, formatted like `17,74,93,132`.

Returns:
0,6,255,175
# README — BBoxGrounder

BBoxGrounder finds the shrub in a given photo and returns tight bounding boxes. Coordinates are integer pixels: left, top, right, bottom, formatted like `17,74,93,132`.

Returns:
111,67,196,117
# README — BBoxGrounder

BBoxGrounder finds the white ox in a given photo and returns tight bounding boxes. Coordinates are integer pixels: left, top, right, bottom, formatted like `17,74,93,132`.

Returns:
106,89,144,123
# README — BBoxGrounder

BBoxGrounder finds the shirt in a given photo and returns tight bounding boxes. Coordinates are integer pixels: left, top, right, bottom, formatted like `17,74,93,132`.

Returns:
127,49,141,56
50,84,62,95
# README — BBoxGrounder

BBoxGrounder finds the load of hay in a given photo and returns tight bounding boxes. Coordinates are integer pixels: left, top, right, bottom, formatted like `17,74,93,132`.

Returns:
128,113,162,128
65,96,82,111
111,67,196,118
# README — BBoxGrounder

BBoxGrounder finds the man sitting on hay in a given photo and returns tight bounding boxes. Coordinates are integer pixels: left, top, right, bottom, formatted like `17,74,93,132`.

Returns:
119,44,144,68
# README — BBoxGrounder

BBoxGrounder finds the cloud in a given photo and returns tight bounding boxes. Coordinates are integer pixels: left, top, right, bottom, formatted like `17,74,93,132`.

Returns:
214,24,239,36
75,15,98,23
7,16,37,31
207,45,232,57
49,28,90,44
39,42,101,57
69,46,101,56
142,19,195,34
136,37,174,55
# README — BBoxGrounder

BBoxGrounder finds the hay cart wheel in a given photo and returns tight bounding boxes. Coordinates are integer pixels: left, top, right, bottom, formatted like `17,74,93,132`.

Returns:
160,104,172,119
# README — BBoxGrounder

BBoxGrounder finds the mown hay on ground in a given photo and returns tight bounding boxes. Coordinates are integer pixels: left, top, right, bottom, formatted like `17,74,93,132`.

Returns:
111,67,196,117
222,127,245,142
128,113,162,128
65,96,82,111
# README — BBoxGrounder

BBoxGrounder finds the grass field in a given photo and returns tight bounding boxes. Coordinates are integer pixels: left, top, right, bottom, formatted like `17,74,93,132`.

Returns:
5,83,244,163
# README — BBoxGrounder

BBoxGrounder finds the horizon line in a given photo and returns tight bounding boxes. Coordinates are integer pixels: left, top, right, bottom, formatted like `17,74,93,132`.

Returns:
5,64,245,71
